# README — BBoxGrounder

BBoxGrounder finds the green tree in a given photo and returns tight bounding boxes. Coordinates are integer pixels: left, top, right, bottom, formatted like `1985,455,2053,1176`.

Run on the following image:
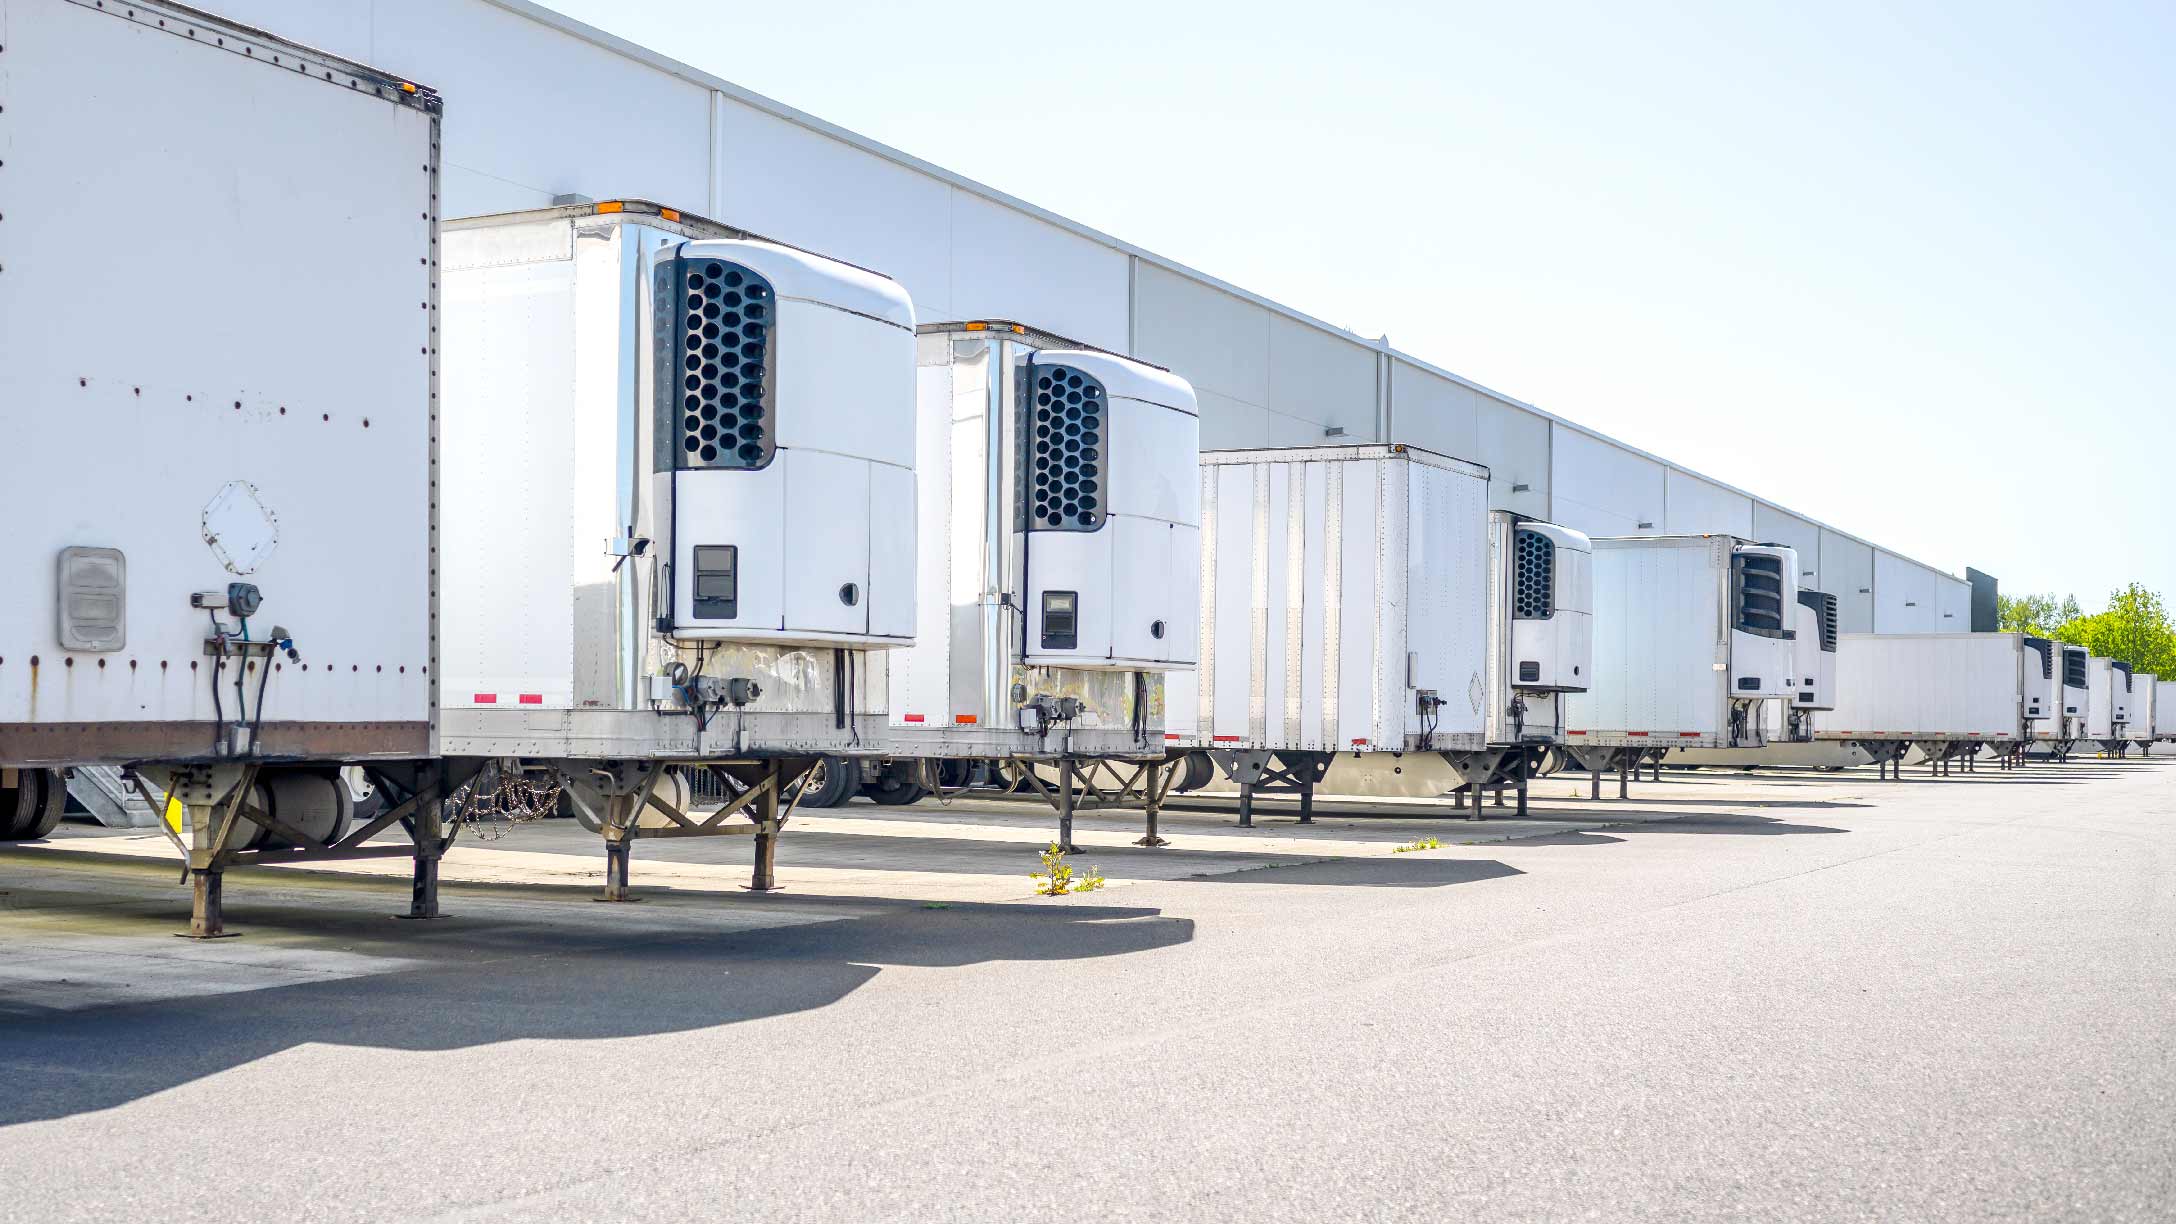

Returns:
1998,592,2080,637
2061,585,2176,677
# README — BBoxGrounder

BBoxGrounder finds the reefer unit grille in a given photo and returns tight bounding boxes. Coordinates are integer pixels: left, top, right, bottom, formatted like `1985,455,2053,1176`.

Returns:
2024,636,2053,680
1733,552,1787,636
661,256,775,469
1797,589,1838,652
1512,528,1553,619
2114,661,2133,691
2063,648,2088,690
1026,362,1107,531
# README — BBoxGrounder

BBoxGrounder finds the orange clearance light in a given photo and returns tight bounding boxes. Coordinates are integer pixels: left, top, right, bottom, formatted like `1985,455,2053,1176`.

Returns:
400,82,418,94
963,322,989,331
660,208,682,222
595,201,625,214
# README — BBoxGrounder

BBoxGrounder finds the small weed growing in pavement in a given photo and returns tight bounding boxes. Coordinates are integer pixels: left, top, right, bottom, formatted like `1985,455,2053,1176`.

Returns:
1032,843,1107,895
1393,836,1442,853
922,902,950,910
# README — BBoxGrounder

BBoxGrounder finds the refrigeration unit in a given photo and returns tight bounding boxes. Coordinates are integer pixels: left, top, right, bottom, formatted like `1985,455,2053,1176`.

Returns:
0,0,444,931
1561,535,1799,793
1784,589,1840,740
1815,633,2045,777
1162,445,1592,823
869,322,1197,841
440,201,919,894
2034,644,2091,757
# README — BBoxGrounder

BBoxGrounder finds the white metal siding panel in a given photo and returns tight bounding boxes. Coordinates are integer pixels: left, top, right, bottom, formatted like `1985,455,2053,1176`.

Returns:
1390,362,1482,463
1752,504,1823,590
1551,428,1664,539
1664,471,1755,538
1209,466,1256,739
866,463,917,640
1934,576,1971,629
1873,550,1939,633
947,191,1129,352
1821,531,1876,635
1266,315,1378,440
1194,389,1273,452
368,0,712,216
1478,399,1551,518
710,94,952,320
1131,262,1270,408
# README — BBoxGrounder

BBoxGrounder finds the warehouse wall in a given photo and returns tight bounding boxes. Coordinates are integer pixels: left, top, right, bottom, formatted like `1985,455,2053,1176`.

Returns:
218,0,1972,625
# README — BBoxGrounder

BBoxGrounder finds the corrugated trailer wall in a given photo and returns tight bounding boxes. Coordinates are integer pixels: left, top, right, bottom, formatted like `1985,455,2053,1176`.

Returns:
203,0,1972,613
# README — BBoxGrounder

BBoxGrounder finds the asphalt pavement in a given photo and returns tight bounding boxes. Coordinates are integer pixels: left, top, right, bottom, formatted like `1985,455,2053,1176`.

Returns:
0,758,2169,1222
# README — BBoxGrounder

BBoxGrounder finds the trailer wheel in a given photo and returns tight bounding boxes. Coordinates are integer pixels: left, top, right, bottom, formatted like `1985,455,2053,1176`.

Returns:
864,769,928,806
1171,752,1216,793
1,769,66,841
795,757,857,808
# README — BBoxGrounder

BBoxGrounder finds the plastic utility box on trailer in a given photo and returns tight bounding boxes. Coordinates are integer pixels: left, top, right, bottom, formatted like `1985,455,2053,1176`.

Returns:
1561,534,1799,791
1816,632,2047,777
1164,445,1592,823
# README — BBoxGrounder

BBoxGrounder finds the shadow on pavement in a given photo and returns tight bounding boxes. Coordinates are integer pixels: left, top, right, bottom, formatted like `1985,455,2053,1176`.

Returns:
0,879,1194,1127
1179,857,1522,888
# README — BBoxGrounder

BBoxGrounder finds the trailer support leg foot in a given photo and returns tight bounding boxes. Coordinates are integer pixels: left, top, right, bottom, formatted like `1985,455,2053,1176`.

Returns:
746,823,783,892
179,868,237,940
1055,757,1080,852
1297,781,1314,825
395,854,445,920
598,839,639,903
1236,781,1254,830
1617,752,1630,800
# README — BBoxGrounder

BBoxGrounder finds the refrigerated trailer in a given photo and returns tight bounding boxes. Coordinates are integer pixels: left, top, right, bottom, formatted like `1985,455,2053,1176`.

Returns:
2157,679,2176,744
868,321,1198,845
2033,643,2091,758
1664,588,1843,769
1164,445,1594,823
1561,534,1799,794
1815,633,2046,777
2128,674,2159,753
440,200,919,895
2084,657,2119,751
0,0,447,924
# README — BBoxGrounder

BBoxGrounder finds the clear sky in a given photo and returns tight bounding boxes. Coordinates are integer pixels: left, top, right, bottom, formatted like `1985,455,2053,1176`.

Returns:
552,0,2173,609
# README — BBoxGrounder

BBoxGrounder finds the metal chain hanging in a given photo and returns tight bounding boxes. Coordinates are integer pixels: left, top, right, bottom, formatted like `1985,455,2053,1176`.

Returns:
444,763,565,841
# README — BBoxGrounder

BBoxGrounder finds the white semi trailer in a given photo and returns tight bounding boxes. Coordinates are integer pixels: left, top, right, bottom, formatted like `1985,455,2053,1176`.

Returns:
1561,535,1799,794
2033,643,2091,759
869,322,1199,846
1165,445,1593,824
440,200,919,897
0,0,443,932
2157,679,2176,747
2084,657,2118,751
2128,673,2159,754
1815,633,2047,777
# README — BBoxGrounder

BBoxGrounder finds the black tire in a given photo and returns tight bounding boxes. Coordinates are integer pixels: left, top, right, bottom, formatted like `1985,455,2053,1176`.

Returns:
796,757,858,808
864,769,928,806
1172,752,1216,793
2,769,67,841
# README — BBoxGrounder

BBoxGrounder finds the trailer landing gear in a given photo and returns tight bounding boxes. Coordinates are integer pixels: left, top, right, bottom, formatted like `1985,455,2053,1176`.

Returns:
151,760,465,939
1211,750,1334,830
566,759,814,902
